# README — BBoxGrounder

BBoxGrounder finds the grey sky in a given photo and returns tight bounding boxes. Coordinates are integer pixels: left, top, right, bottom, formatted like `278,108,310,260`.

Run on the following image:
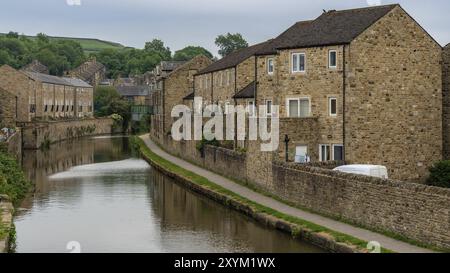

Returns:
0,0,448,56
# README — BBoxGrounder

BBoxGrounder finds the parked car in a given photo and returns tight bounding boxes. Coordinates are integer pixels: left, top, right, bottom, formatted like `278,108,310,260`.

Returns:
333,165,389,179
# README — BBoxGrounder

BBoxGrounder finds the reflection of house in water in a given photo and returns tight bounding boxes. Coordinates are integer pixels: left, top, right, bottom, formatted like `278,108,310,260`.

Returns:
148,170,312,252
22,137,130,192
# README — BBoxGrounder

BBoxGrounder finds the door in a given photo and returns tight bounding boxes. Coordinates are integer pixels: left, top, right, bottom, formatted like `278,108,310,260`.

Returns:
295,146,308,163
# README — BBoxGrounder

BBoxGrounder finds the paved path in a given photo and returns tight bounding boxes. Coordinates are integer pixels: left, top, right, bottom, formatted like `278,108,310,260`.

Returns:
140,134,433,253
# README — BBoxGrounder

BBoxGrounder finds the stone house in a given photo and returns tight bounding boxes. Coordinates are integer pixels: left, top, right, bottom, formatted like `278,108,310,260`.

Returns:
184,4,442,182
443,44,450,159
116,85,151,121
0,65,93,122
21,60,49,74
194,41,271,112
68,58,106,87
150,56,212,141
252,4,442,182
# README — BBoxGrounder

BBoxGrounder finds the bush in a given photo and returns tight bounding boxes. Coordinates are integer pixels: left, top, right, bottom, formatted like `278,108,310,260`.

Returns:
427,161,450,188
0,151,31,204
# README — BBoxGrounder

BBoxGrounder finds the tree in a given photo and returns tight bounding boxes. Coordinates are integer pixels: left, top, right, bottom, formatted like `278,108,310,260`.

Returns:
173,46,213,61
6,31,19,39
94,86,132,128
144,39,171,60
215,33,248,57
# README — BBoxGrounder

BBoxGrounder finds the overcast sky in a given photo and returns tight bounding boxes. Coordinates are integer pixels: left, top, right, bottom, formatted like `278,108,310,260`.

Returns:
0,0,449,56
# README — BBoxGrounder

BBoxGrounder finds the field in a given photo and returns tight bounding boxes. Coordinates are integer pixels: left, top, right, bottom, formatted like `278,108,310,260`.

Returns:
0,33,128,54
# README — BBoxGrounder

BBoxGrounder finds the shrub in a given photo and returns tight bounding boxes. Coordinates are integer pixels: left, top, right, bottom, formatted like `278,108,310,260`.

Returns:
427,161,450,188
0,151,31,204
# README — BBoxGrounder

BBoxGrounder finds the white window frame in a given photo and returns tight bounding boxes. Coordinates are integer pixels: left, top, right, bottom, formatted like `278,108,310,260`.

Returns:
319,144,331,162
265,99,273,117
291,52,306,73
328,50,337,69
286,97,311,118
329,97,337,117
267,57,274,75
332,144,344,161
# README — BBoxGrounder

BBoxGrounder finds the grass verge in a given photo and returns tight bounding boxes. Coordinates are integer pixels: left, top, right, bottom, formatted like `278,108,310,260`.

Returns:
132,136,395,253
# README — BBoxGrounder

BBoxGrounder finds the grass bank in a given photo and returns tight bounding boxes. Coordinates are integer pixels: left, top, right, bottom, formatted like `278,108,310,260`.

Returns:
131,136,393,253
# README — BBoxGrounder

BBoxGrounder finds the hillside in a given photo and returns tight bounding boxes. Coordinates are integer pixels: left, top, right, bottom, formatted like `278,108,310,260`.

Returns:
0,33,128,54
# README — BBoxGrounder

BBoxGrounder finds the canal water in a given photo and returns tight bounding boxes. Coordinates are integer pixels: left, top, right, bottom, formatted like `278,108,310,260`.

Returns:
14,136,323,253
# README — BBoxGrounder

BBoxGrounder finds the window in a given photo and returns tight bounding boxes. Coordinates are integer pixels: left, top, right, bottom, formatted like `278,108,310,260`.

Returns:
265,100,273,117
333,144,344,161
295,146,309,163
292,53,306,73
329,97,337,116
319,144,331,162
29,104,36,113
227,71,231,85
287,98,310,117
44,105,48,112
248,100,256,117
329,50,337,68
267,58,274,75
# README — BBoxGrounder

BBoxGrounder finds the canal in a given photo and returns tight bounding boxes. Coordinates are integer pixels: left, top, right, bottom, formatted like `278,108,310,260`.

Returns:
13,136,323,253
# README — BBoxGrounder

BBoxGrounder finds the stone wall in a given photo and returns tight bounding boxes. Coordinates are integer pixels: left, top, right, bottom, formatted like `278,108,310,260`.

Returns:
0,65,36,122
346,6,443,182
0,87,17,127
6,129,22,164
0,195,13,253
271,161,450,250
20,118,114,149
443,44,450,159
154,135,450,249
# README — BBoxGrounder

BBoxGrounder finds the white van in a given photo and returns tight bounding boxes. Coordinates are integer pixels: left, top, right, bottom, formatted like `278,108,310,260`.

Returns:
333,165,389,179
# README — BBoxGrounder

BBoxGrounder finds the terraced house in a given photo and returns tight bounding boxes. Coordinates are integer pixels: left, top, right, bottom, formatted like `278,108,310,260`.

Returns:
150,56,212,141
0,65,94,122
189,4,443,182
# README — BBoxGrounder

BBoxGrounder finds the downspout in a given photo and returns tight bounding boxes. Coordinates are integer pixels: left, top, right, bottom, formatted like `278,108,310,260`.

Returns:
210,72,214,102
342,45,347,162
162,79,166,137
254,56,258,106
234,66,238,149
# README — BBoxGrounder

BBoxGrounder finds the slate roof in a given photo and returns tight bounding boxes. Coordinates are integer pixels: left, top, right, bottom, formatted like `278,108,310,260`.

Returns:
183,92,195,100
233,81,255,99
273,4,398,50
197,41,272,75
24,71,91,87
160,61,186,71
21,60,49,74
72,61,105,81
116,85,150,97
62,77,93,88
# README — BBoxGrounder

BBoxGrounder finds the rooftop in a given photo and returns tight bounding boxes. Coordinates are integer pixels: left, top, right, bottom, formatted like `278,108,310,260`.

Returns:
233,81,255,99
23,71,92,88
116,85,150,97
196,41,272,75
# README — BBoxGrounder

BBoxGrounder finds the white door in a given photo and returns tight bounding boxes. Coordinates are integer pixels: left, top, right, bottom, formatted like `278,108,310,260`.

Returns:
295,146,308,163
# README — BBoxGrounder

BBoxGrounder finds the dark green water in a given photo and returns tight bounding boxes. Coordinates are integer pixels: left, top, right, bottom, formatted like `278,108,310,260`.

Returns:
14,136,323,253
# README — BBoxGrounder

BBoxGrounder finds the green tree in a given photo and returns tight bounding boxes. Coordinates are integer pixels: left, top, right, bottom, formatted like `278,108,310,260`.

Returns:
215,33,248,57
144,39,171,60
173,46,213,61
94,86,132,128
6,31,19,39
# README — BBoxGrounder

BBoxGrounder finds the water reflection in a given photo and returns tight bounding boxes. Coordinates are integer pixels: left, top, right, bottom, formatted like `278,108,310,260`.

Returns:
14,136,323,253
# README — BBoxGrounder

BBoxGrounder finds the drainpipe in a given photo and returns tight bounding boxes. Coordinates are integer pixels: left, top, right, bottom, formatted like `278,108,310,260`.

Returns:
234,67,238,149
254,56,258,106
162,79,166,136
342,45,347,162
